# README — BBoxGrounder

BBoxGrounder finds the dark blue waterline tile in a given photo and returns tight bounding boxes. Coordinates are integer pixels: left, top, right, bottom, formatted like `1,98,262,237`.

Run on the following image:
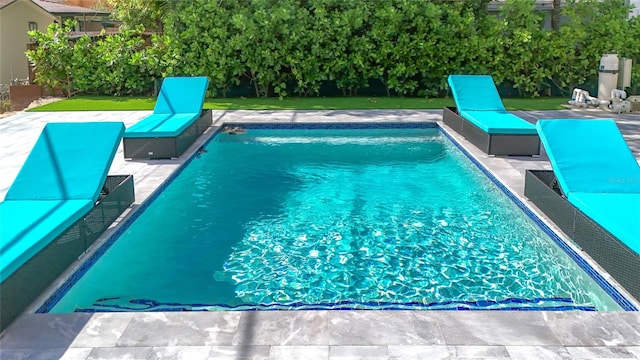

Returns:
236,122,438,130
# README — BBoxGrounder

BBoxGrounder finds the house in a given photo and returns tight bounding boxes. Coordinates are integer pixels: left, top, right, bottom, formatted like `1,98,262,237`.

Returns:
0,0,109,85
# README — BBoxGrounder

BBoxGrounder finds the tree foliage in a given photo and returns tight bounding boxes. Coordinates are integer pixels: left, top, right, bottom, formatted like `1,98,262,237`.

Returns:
25,0,640,98
26,21,77,97
27,21,167,96
102,0,172,32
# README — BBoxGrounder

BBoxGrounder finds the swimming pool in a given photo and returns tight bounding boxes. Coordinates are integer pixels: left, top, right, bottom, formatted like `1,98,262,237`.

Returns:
42,124,630,312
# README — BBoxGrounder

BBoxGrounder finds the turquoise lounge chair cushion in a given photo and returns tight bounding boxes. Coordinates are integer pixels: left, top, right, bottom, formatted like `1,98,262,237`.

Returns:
537,119,640,194
460,110,537,135
448,75,506,112
0,199,93,281
4,122,125,201
1,121,125,281
124,113,201,138
125,76,209,138
152,77,208,114
568,192,640,255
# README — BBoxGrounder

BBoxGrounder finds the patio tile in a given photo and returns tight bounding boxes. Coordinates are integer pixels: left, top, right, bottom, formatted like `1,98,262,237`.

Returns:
387,345,454,360
505,345,571,360
453,345,510,359
147,346,213,360
69,313,134,348
0,348,82,360
59,348,93,360
545,312,640,346
328,311,443,346
207,345,271,359
329,345,389,359
435,312,561,346
269,346,329,360
0,313,92,349
625,346,640,358
116,312,241,347
87,346,152,360
623,313,640,334
565,346,634,358
0,349,32,360
232,311,329,346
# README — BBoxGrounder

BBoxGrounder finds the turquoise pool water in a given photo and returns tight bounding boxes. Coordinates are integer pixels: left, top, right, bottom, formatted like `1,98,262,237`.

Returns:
49,127,621,312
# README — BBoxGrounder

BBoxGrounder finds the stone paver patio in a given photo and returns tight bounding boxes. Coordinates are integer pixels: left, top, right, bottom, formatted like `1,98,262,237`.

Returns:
1,108,640,360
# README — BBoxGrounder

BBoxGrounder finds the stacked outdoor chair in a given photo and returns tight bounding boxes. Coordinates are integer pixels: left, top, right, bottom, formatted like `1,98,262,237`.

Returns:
443,74,540,156
123,76,212,159
0,122,135,331
524,119,640,301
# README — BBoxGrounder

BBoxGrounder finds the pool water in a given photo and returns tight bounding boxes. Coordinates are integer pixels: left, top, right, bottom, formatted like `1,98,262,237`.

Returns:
49,128,621,312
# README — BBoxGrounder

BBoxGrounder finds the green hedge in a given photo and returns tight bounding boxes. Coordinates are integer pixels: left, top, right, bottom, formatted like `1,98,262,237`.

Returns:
26,0,640,98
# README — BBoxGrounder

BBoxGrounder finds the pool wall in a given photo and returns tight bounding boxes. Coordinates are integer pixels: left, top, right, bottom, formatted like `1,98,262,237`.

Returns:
36,122,637,313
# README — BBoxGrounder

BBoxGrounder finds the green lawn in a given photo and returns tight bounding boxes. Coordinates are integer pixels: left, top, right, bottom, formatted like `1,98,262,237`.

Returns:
28,95,568,112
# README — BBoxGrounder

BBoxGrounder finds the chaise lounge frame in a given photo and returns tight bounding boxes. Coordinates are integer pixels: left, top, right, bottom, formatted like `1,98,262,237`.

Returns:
0,175,135,331
443,106,540,156
123,109,213,159
524,169,640,301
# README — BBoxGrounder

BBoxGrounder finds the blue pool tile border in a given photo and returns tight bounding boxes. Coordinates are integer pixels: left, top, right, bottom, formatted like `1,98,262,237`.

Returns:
37,121,636,313
72,296,596,312
235,122,439,130
438,128,637,311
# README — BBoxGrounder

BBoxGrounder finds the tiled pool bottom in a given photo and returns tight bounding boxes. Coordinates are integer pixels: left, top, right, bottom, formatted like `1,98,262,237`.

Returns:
1,110,640,358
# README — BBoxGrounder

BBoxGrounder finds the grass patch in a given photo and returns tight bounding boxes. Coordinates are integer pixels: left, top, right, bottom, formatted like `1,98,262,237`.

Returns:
204,97,456,110
28,96,157,111
502,97,568,111
28,95,568,112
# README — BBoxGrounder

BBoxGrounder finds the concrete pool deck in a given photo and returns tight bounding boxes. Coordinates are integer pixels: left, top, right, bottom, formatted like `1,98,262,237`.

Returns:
1,108,640,359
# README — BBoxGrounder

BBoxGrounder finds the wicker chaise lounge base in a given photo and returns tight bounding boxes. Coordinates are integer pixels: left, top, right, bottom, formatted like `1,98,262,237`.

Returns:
524,170,640,301
0,175,134,331
123,109,213,159
443,106,540,156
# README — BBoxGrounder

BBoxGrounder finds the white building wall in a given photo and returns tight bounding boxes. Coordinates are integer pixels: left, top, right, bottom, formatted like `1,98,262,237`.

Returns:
0,0,55,85
630,0,640,18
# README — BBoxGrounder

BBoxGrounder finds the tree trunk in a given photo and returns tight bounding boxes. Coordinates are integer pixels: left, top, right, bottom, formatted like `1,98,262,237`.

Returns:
551,0,562,31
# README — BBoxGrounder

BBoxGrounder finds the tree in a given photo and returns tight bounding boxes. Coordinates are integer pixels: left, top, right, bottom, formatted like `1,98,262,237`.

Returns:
551,0,562,31
26,20,79,97
103,0,172,32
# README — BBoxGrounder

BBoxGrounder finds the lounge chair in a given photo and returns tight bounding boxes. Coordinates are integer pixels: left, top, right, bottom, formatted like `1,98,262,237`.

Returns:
443,74,540,156
524,119,640,300
123,76,213,159
0,122,135,331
